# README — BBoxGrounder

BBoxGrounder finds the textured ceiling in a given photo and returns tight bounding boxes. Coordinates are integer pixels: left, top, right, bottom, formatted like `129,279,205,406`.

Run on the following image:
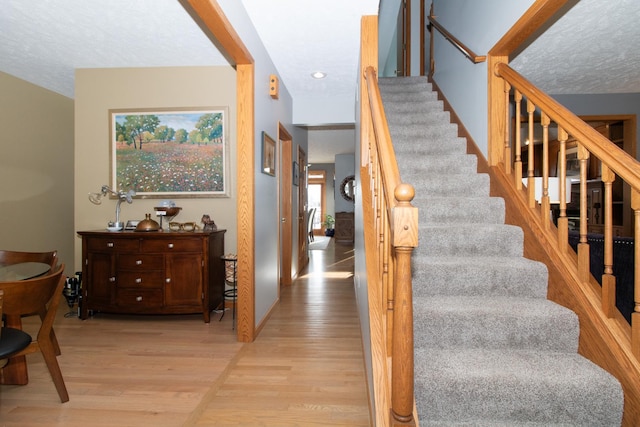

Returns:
0,0,227,99
511,0,640,95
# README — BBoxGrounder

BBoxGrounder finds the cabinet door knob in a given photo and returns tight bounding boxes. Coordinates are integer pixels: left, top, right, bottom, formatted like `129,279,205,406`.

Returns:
136,259,143,265
136,278,142,284
166,278,171,283
109,276,116,282
107,242,114,248
168,243,174,249
136,296,143,302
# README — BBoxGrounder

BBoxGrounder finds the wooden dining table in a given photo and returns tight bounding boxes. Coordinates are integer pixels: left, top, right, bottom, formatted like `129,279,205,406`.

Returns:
0,261,52,385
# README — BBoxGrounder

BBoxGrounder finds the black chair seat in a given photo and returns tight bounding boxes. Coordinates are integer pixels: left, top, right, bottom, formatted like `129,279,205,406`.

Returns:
0,327,32,358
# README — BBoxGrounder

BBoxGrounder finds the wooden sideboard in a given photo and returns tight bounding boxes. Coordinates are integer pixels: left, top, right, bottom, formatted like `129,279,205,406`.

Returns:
78,230,225,322
335,211,354,243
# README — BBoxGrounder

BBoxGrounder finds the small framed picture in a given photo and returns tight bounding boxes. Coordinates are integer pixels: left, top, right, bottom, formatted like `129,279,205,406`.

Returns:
262,132,276,176
293,161,299,186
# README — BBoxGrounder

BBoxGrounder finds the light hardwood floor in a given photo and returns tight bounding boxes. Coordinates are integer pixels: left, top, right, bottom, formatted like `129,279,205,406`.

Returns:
0,238,370,426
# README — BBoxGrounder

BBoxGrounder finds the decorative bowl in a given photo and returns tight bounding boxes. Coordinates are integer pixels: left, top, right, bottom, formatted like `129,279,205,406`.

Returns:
154,206,182,217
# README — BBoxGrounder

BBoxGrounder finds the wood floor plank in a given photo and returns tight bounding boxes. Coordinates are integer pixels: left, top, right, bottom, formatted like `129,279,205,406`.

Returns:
0,240,370,426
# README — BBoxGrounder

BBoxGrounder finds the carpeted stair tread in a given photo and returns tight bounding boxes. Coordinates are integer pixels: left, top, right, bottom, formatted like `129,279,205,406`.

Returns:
414,348,623,426
379,76,432,89
413,296,579,352
390,124,460,143
384,101,447,116
399,153,478,175
418,224,523,257
393,135,465,152
414,196,505,225
412,256,549,298
412,174,490,197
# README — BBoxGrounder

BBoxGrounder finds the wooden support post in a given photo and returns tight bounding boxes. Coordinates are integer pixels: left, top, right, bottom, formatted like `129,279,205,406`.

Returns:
601,164,616,317
577,143,591,283
557,127,569,251
514,90,523,190
390,184,417,427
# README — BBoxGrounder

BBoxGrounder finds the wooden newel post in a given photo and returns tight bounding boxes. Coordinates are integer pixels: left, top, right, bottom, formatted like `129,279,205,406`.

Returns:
391,183,418,426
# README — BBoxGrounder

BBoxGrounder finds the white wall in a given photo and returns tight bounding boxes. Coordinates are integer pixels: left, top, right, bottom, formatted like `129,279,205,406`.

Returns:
379,0,402,77
431,0,534,158
0,72,74,274
293,95,356,125
218,0,308,327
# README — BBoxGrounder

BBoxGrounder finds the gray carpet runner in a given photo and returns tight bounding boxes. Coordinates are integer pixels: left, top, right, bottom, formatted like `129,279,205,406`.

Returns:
379,76,623,426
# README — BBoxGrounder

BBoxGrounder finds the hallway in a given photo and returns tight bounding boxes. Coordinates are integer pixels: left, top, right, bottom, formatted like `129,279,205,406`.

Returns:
0,239,370,426
187,238,370,425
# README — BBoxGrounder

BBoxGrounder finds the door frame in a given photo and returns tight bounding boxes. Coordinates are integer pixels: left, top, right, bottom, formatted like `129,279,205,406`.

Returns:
298,146,309,271
278,123,293,287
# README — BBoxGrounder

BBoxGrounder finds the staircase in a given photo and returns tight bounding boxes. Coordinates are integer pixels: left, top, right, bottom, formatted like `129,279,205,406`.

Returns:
379,76,624,426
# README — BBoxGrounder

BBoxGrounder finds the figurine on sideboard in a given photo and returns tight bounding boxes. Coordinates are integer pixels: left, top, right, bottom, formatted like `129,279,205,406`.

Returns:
202,214,217,231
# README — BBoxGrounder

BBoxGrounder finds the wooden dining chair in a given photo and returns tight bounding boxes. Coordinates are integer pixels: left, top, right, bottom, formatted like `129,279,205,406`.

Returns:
0,250,58,269
0,250,61,355
0,264,69,402
0,290,33,360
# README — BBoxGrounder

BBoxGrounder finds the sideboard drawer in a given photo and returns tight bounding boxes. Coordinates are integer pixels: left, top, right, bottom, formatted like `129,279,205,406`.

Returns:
117,254,163,270
87,237,140,252
141,239,202,253
115,289,163,308
116,271,164,289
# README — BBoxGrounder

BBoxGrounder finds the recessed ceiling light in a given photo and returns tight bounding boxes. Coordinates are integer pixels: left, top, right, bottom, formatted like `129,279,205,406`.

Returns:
311,71,327,79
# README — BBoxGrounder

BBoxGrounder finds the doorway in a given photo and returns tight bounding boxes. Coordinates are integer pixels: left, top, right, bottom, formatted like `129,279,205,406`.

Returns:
298,147,309,271
308,170,326,236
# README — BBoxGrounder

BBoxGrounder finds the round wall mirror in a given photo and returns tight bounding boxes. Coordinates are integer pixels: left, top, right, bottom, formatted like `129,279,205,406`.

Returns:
340,175,355,202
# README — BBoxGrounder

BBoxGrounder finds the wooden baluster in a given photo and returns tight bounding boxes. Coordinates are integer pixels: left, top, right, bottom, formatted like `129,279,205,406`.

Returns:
541,113,551,227
514,90,523,190
557,127,569,251
391,184,417,426
384,208,394,353
527,100,536,208
577,143,591,283
601,163,616,317
504,80,512,175
632,189,640,358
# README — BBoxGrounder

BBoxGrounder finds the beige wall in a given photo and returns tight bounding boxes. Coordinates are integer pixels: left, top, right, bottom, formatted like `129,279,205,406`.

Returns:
74,66,237,271
0,71,75,273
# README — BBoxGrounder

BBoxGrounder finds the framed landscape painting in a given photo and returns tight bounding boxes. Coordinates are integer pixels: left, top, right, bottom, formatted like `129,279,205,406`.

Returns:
109,107,229,198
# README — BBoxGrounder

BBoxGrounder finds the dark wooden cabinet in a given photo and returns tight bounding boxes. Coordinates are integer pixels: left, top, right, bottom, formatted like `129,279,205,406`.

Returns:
335,212,354,243
78,230,225,322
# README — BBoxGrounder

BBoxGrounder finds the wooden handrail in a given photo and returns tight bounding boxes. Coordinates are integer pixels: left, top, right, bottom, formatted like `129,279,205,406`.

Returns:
496,63,640,190
364,66,402,212
362,62,418,426
428,16,486,63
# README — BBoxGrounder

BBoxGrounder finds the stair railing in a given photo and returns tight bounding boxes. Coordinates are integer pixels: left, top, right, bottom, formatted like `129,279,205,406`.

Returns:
360,15,419,425
429,1,640,421
494,63,640,358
